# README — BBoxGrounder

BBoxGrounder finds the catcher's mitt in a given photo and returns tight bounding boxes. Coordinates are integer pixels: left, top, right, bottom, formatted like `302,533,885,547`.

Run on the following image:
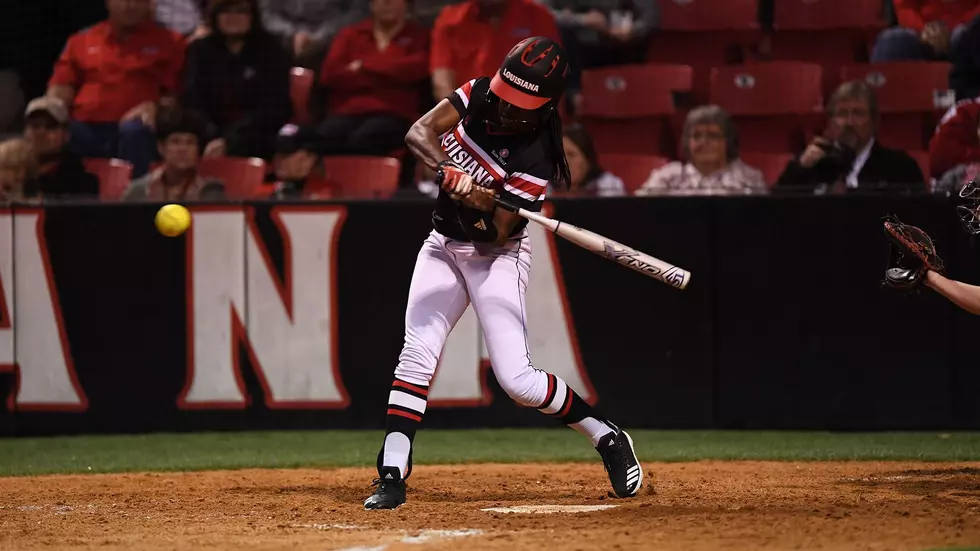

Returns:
882,215,944,291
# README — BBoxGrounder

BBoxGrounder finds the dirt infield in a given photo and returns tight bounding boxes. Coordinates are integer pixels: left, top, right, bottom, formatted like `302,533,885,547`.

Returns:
1,461,979,550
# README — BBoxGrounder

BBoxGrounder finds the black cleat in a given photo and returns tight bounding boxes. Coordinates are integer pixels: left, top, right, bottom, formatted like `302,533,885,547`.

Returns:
596,428,643,498
364,466,407,510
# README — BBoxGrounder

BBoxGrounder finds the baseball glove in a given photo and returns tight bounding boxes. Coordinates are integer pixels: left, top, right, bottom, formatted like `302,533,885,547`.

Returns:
882,215,944,291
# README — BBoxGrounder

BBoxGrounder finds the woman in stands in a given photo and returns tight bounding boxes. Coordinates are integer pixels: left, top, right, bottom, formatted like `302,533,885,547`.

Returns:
181,0,292,161
635,105,766,196
551,123,625,197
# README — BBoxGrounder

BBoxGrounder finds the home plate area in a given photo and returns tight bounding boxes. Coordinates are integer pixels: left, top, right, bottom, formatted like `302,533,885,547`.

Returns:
3,462,980,550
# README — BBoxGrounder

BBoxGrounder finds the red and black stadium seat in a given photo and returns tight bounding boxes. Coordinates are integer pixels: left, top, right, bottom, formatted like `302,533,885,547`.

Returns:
598,153,670,194
198,156,268,199
83,158,133,200
644,0,760,102
768,0,887,93
710,62,824,153
316,156,402,199
579,64,693,157
740,151,796,188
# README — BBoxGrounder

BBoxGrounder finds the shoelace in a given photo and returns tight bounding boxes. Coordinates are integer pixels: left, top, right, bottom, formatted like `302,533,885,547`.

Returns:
370,477,404,490
605,436,631,477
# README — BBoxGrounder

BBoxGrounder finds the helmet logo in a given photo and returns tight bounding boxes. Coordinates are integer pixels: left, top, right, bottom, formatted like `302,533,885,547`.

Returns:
502,68,540,92
544,55,561,78
521,40,554,67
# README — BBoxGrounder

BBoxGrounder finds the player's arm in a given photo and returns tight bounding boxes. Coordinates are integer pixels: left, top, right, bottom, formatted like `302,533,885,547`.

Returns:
925,270,980,315
405,99,459,171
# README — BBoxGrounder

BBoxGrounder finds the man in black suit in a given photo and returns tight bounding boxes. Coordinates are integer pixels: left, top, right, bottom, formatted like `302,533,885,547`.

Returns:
776,80,925,194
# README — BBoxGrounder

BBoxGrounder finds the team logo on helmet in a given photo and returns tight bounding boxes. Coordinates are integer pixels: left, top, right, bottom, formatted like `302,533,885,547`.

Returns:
520,39,554,67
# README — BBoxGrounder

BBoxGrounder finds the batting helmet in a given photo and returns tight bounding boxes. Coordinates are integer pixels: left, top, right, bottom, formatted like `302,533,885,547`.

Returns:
489,37,570,111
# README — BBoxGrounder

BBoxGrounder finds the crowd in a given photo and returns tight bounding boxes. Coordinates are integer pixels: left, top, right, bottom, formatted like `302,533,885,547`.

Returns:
2,0,980,203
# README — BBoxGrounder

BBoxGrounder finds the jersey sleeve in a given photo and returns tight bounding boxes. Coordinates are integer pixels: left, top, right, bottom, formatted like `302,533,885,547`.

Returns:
447,76,489,118
501,155,552,212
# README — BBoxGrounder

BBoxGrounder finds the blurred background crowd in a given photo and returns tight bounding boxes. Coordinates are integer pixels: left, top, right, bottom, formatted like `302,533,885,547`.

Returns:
1,0,979,204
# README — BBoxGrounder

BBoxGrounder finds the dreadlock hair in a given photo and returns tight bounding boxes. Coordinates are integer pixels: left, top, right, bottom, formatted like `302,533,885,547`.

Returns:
546,100,572,191
474,87,572,190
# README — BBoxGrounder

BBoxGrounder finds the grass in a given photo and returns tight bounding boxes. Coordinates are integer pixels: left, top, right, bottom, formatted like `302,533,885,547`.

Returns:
0,429,979,477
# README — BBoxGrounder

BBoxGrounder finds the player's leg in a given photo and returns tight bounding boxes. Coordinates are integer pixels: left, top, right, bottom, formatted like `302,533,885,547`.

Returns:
365,230,470,510
456,236,643,498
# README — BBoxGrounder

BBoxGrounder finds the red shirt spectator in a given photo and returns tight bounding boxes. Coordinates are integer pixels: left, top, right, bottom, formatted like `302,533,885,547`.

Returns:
929,97,980,178
49,21,185,123
430,0,560,100
319,18,429,122
894,0,980,33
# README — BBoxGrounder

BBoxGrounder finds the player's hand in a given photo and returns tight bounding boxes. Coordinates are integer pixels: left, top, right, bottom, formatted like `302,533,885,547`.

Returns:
439,162,475,198
799,138,830,168
461,186,496,211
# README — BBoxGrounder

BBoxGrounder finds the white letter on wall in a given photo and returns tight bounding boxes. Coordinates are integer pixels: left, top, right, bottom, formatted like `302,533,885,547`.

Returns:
2,210,86,411
179,206,349,409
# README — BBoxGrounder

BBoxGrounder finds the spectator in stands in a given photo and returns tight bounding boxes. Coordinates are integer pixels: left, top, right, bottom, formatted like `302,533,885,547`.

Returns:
413,0,458,27
430,0,560,101
182,0,292,161
776,81,924,193
950,13,980,99
267,123,329,199
258,0,368,69
538,0,657,111
636,105,766,196
124,107,226,201
48,0,185,178
156,0,210,40
0,138,36,203
871,0,979,62
318,0,429,157
928,97,980,190
21,97,99,200
551,123,625,197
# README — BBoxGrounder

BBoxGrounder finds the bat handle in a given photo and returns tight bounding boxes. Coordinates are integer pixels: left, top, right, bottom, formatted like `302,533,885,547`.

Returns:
492,195,520,213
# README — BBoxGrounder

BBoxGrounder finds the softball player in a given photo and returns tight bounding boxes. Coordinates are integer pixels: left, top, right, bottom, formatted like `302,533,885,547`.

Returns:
363,37,643,510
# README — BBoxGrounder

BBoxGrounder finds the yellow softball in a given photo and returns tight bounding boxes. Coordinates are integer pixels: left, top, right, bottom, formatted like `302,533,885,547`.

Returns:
155,204,192,237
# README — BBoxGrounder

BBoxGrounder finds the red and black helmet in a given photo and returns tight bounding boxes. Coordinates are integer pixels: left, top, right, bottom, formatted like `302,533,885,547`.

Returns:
489,37,570,111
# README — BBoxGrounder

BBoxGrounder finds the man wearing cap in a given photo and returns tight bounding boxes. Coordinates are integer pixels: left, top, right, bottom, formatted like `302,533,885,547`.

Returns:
22,97,99,200
123,106,225,201
267,123,329,199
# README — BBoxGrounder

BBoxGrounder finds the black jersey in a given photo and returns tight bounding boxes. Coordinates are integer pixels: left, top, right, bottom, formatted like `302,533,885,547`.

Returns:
431,77,556,241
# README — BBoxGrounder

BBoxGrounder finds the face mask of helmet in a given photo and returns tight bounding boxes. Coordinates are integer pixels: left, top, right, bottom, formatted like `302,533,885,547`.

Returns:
958,178,980,235
492,96,548,133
